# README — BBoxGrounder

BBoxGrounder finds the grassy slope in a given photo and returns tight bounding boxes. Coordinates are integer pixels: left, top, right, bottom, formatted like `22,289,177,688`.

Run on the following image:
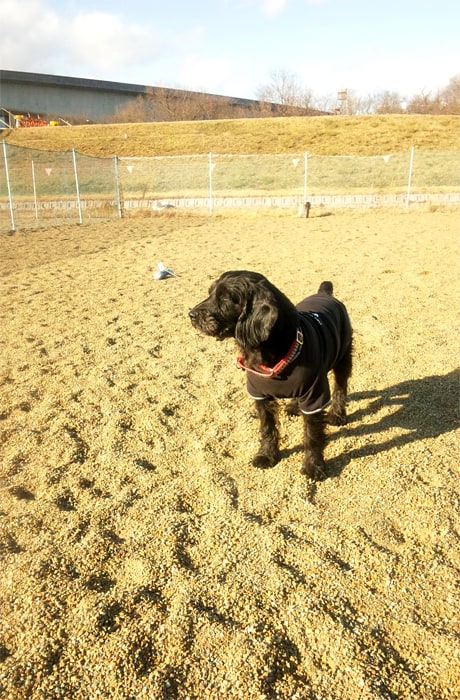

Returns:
2,115,460,158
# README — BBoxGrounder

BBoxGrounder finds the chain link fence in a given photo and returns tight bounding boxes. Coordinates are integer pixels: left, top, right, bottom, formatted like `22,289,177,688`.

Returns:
1,142,459,231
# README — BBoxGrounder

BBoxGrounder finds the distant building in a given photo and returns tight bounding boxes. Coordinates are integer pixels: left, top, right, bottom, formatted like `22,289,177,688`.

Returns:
0,69,326,127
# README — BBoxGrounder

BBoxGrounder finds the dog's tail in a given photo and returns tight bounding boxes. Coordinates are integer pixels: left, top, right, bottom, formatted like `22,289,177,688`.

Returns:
318,280,333,296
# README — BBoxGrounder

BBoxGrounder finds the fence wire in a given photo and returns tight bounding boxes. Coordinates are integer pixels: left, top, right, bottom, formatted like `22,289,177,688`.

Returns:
1,143,459,231
0,143,120,231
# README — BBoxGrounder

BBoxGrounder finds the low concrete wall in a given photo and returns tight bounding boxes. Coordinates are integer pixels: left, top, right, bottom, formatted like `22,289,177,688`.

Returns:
124,192,460,211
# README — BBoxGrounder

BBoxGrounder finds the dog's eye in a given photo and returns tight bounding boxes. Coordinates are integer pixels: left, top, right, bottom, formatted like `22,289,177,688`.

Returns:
220,292,239,306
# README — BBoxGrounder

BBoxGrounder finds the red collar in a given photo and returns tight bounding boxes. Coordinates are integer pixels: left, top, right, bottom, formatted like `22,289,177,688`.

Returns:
236,328,303,377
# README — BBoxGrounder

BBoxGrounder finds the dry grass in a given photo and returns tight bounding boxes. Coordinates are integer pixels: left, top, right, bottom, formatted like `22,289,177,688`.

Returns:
0,208,459,699
2,114,460,157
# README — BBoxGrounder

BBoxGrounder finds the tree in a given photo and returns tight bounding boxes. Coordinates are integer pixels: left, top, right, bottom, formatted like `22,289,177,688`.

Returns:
343,90,374,115
255,69,315,115
111,92,161,123
110,86,251,123
405,75,460,115
374,91,406,114
407,89,441,115
439,74,460,114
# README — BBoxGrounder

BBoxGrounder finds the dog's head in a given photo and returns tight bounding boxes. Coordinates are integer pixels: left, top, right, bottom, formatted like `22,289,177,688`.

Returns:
189,271,296,354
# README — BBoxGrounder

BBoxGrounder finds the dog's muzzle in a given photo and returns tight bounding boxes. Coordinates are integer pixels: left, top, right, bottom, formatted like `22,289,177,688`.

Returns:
189,307,233,339
188,308,198,322
189,307,215,335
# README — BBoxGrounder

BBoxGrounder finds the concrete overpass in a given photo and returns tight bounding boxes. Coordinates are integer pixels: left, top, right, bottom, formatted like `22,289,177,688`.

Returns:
0,69,266,126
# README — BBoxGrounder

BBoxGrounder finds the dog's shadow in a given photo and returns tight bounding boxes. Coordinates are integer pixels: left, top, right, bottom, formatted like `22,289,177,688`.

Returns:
283,368,459,478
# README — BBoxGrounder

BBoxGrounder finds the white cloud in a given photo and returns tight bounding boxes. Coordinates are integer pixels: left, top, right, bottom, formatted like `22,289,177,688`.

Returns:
261,0,287,16
260,0,328,13
0,0,63,70
226,0,288,17
0,0,190,82
69,11,161,71
179,53,236,94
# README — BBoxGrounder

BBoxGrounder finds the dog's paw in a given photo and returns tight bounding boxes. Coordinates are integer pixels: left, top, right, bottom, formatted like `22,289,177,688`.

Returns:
252,451,279,469
285,399,300,417
300,459,326,481
326,411,347,426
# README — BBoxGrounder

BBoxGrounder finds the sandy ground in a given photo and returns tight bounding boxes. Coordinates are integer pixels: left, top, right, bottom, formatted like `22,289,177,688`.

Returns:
0,208,459,699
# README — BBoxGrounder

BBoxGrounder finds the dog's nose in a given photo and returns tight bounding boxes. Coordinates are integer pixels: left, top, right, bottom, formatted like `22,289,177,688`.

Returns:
189,309,197,319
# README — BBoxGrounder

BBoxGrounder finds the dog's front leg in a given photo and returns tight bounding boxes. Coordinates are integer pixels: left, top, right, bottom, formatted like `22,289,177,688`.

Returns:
300,412,326,480
252,398,280,468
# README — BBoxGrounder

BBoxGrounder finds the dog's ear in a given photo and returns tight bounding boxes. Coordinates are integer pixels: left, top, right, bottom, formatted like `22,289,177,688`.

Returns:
235,283,278,348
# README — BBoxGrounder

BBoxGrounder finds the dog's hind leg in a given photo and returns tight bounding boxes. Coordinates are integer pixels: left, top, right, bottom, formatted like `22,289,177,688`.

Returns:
300,412,326,480
328,341,353,426
252,398,280,468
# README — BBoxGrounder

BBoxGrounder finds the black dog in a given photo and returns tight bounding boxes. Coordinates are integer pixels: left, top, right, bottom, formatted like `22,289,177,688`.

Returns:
189,271,353,480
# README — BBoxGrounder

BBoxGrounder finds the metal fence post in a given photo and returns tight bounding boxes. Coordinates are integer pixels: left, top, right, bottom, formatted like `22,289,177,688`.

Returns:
31,159,38,220
406,146,415,209
304,151,308,202
114,155,123,218
2,141,16,231
72,148,83,224
209,152,214,215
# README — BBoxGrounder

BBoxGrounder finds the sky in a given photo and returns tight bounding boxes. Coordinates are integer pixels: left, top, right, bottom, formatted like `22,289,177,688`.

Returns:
1,0,459,105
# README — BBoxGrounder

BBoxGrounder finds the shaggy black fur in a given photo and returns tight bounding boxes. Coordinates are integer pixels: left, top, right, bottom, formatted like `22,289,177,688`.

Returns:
189,271,353,480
